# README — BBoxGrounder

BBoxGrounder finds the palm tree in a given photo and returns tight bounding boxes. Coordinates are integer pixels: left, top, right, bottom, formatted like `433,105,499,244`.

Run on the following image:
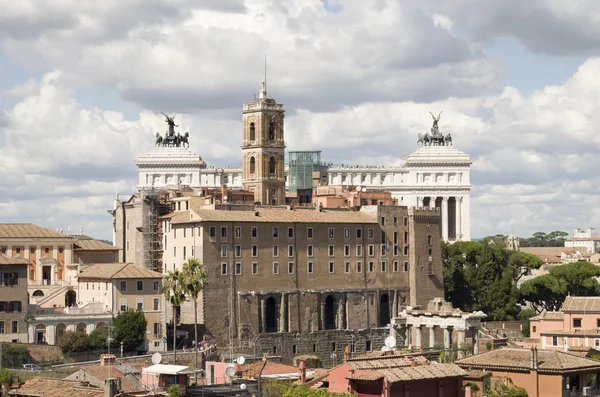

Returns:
163,269,185,364
181,258,208,371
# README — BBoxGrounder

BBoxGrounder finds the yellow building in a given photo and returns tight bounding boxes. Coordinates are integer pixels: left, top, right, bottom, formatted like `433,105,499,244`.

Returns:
77,263,165,351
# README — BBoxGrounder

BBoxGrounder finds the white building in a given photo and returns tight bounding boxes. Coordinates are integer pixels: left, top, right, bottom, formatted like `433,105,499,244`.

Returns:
134,144,472,242
565,227,600,254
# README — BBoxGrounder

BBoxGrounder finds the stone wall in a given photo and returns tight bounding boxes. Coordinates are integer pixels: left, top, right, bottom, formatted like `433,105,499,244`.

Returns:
236,329,390,367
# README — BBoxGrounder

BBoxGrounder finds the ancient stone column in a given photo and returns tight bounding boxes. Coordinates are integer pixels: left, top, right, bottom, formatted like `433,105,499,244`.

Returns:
428,325,435,348
405,325,411,347
472,327,479,354
279,293,287,333
457,328,466,359
415,326,422,348
443,327,451,349
258,297,264,334
339,293,347,330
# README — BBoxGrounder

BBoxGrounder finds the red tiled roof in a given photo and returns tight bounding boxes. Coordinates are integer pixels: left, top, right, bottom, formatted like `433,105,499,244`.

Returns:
74,364,142,393
240,361,300,377
456,347,600,374
530,311,564,321
562,296,600,312
10,378,103,397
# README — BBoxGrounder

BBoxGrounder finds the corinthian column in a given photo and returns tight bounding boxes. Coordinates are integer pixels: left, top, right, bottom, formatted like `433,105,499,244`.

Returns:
441,196,449,241
456,197,463,241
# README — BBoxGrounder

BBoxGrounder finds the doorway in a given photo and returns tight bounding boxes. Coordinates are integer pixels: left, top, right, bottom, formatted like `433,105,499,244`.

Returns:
42,266,51,285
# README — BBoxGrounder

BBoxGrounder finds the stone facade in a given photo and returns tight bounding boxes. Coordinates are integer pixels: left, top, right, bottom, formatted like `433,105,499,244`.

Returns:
158,204,443,365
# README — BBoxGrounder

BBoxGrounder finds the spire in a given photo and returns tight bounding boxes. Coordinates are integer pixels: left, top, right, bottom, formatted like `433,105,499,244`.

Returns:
259,53,267,99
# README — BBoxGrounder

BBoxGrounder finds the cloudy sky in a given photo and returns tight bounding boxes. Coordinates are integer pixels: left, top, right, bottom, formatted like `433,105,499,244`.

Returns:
1,0,600,241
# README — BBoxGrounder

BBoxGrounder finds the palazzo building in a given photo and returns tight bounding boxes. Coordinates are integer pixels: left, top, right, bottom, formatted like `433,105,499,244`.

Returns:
111,80,466,364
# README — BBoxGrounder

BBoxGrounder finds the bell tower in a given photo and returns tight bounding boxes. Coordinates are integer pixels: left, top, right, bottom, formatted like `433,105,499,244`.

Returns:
241,81,286,205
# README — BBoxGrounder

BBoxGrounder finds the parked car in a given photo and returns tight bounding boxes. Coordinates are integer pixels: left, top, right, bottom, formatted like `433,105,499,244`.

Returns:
22,364,42,372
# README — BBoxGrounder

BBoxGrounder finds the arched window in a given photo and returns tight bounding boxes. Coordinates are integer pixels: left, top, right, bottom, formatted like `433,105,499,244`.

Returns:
379,294,390,327
249,122,256,141
250,157,256,174
33,290,44,297
269,156,276,175
324,295,337,330
265,296,278,333
268,121,275,141
56,323,66,341
77,323,87,334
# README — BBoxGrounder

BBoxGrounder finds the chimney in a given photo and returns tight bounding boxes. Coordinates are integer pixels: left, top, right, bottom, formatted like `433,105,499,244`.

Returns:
344,345,351,362
298,361,306,384
104,378,119,397
100,354,116,366
533,347,538,370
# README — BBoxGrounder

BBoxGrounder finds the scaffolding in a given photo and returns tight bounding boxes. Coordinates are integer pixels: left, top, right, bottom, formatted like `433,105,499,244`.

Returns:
288,151,326,192
141,187,170,272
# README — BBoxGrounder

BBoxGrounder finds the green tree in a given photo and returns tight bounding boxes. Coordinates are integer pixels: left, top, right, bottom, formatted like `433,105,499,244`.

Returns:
442,241,540,320
280,383,346,397
487,380,528,397
167,384,181,397
520,261,600,312
181,258,208,370
57,331,90,353
114,310,147,351
518,308,536,338
163,269,185,364
88,325,110,351
0,368,13,397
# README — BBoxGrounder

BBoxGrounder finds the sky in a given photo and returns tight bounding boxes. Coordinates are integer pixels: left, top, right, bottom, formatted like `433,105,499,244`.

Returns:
1,0,600,241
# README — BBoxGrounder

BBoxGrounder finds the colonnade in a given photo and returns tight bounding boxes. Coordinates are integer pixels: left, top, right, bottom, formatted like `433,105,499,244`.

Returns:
397,324,479,356
417,196,464,241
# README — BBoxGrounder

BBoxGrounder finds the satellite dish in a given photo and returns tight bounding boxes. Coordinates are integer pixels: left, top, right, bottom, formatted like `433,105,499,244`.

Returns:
151,353,162,365
237,356,246,365
381,346,392,352
225,366,236,377
240,384,247,390
385,336,397,348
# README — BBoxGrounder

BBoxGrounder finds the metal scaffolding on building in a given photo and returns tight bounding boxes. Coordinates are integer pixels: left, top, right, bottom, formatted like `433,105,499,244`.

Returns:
288,151,325,192
141,187,170,272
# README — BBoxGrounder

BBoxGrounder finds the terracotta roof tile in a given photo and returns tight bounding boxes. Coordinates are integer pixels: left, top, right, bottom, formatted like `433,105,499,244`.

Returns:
567,346,600,357
0,223,69,239
240,361,300,377
78,263,162,280
378,364,465,383
11,377,104,397
347,352,429,370
562,297,600,312
74,364,142,393
73,238,119,251
0,255,29,265
170,207,377,225
530,311,564,321
456,347,600,374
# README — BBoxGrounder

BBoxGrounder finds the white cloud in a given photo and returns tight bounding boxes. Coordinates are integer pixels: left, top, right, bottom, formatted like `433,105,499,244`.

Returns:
2,0,600,242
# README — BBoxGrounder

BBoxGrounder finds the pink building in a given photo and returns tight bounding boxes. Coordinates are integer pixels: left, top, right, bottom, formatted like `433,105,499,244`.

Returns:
530,297,600,351
141,364,191,394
